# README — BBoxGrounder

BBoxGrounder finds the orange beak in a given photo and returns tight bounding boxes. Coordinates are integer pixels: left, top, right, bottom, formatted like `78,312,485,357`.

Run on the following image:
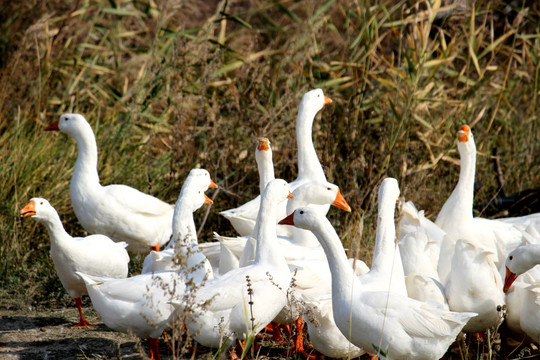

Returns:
204,194,214,205
323,96,332,106
332,189,351,212
279,211,295,225
503,266,518,293
287,191,294,199
209,179,218,189
458,125,470,143
20,200,36,217
45,120,60,131
257,137,270,151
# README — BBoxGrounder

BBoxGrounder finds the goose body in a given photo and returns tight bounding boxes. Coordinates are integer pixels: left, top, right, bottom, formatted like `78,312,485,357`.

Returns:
398,202,448,309
280,205,476,360
77,271,182,339
399,201,444,274
46,114,175,254
303,294,366,359
77,270,182,360
20,198,129,327
444,239,505,332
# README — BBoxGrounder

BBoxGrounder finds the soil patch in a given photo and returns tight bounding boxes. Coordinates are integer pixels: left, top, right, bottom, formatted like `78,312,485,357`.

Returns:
0,307,143,359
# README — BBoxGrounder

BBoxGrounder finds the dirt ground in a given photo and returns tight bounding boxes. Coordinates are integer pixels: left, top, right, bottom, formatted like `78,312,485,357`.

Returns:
0,307,144,360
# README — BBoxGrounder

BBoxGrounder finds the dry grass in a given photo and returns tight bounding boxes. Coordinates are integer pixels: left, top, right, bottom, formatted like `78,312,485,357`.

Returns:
0,0,538,358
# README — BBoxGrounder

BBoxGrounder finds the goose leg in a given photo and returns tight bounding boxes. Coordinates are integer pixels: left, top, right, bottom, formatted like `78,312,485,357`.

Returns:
293,317,317,360
71,297,94,328
263,322,287,343
147,338,161,360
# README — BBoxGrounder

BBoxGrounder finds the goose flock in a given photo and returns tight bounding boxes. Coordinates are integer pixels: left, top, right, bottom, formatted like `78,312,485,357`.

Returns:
20,88,540,360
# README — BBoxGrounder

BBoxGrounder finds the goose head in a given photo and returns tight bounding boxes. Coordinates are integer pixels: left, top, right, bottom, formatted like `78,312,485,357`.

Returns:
457,124,476,157
279,206,320,230
262,178,294,203
289,182,351,212
301,89,332,114
504,244,540,292
257,137,270,152
45,113,93,138
379,177,400,211
182,168,218,192
20,198,54,222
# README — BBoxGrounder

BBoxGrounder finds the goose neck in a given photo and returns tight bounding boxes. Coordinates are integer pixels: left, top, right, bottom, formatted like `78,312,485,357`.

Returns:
436,144,476,226
370,211,397,274
309,218,358,297
40,213,71,247
253,198,284,267
170,201,197,247
296,104,326,181
256,153,275,194
71,128,101,187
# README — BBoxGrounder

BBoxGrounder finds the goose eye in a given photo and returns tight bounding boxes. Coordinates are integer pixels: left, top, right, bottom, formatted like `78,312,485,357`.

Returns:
509,256,513,261
327,187,331,191
300,210,304,214
40,201,44,205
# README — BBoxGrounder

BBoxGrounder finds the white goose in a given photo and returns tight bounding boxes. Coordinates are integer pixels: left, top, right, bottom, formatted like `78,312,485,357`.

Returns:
220,89,332,236
141,169,217,274
74,185,215,360
268,181,351,359
503,244,540,342
77,270,182,360
171,179,293,350
435,125,536,332
20,198,129,328
280,206,476,360
216,137,279,237
436,125,526,283
46,113,175,254
274,178,404,359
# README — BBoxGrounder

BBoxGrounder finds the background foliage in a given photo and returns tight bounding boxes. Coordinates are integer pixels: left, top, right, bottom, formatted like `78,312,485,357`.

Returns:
0,0,538,314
